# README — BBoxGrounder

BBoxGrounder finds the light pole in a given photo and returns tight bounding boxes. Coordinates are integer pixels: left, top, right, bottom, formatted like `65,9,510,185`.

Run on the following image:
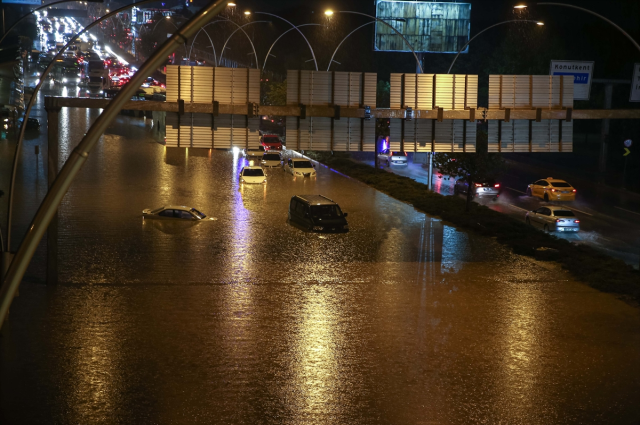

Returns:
326,21,375,71
2,0,162,273
517,3,640,54
188,20,222,62
447,20,544,74
0,0,228,331
252,11,319,71
262,23,321,72
0,0,103,46
218,20,269,68
326,10,424,74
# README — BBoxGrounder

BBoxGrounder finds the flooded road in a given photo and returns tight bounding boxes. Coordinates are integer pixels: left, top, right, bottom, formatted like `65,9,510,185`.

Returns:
1,89,640,423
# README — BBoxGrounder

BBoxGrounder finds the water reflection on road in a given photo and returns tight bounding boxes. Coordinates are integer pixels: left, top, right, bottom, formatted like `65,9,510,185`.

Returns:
0,104,639,423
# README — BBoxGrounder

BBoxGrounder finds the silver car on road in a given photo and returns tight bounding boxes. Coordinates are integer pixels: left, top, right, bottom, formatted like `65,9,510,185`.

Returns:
525,206,580,232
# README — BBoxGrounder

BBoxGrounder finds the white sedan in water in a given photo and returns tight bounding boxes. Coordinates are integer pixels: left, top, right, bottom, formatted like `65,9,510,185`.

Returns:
378,149,408,166
284,158,316,177
240,166,267,184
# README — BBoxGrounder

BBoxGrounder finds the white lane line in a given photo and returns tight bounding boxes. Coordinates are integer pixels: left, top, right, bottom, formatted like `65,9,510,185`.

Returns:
506,187,526,194
507,204,530,212
614,206,640,216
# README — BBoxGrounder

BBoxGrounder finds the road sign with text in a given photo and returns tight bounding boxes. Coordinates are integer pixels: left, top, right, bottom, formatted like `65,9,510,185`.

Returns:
550,60,594,101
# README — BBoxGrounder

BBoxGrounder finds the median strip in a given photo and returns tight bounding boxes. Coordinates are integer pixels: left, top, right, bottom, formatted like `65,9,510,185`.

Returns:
305,151,640,303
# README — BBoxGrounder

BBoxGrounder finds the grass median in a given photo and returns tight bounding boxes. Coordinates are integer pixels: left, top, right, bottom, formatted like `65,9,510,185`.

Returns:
306,151,640,303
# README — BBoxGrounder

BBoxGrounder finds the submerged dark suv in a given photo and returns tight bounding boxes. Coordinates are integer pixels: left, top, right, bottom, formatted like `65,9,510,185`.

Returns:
288,195,349,233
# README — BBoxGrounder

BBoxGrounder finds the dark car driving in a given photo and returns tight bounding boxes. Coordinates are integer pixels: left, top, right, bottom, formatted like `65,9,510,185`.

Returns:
288,195,349,233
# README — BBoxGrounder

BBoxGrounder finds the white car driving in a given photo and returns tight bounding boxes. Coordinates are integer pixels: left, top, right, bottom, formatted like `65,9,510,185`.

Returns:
284,158,316,178
240,166,267,184
243,145,265,158
378,149,408,166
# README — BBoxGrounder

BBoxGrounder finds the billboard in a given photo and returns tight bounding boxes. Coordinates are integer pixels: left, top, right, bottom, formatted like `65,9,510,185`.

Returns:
1,0,41,4
550,60,594,101
374,1,471,53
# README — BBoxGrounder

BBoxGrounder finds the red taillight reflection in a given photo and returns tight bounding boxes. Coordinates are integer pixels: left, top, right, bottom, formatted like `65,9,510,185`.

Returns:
572,189,577,192
494,183,500,188
475,183,482,187
556,219,561,222
575,220,580,223
551,189,557,192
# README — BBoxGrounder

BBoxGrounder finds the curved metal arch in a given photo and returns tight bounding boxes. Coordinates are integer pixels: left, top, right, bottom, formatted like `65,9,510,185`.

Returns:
188,25,218,65
447,20,543,74
327,21,375,71
0,0,228,332
262,23,321,72
4,0,162,253
218,20,269,68
336,10,423,73
255,11,318,71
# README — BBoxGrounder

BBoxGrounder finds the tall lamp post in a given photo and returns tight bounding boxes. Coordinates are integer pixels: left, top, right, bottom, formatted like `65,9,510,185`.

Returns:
252,11,319,71
262,23,321,72
217,20,269,68
326,10,424,74
326,21,375,71
447,20,544,74
0,0,228,332
1,0,162,283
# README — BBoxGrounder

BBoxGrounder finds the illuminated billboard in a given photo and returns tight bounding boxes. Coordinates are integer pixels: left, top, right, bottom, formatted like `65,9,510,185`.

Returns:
375,1,471,53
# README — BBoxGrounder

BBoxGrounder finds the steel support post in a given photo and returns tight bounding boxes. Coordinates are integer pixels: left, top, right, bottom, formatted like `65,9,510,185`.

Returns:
598,83,613,181
44,99,61,285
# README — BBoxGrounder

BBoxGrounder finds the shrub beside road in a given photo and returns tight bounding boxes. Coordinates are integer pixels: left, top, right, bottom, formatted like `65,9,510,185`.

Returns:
307,152,640,303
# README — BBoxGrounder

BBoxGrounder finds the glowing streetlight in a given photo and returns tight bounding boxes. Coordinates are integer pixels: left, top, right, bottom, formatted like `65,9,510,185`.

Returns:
227,2,236,6
244,10,251,15
536,21,544,25
325,10,334,16
514,4,527,9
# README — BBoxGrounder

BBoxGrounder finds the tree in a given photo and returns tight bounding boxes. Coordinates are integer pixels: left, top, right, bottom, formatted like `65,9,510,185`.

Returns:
262,80,287,106
433,131,507,211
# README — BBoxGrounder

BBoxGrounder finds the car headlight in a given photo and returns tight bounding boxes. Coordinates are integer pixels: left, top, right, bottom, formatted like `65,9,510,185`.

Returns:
312,226,324,231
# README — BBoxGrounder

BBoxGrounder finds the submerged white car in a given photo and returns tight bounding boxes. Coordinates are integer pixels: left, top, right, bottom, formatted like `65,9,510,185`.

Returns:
284,158,316,178
261,152,282,168
243,146,265,157
240,166,267,184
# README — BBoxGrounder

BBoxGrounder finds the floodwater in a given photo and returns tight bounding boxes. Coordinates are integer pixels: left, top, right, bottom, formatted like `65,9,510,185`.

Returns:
1,87,640,424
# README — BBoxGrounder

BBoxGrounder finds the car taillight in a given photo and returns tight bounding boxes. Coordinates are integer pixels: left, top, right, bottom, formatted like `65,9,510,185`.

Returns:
572,189,577,193
551,189,557,192
556,219,561,222
575,220,580,223
494,183,500,188
475,183,482,187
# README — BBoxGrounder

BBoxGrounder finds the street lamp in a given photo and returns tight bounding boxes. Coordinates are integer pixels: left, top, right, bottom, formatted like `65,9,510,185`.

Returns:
326,10,424,73
218,20,269,68
262,23,322,72
516,3,640,54
326,21,375,71
324,10,334,16
0,0,228,332
252,11,319,71
447,19,545,74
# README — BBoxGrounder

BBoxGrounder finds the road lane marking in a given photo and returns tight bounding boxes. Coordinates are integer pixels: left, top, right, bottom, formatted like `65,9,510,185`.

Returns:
506,187,526,194
614,206,640,216
507,204,530,212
